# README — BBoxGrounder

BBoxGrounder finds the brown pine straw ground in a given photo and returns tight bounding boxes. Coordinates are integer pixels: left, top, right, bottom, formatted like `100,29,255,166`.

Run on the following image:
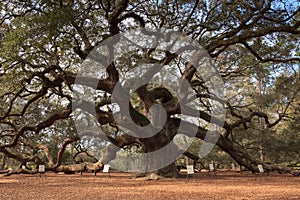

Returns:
0,171,299,200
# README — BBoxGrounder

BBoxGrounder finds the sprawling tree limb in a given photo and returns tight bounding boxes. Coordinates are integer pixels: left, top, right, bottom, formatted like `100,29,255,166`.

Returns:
169,118,300,176
1,0,299,177
1,106,72,148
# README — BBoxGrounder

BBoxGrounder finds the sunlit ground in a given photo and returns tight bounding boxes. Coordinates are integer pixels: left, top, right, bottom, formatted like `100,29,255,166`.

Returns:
0,171,299,200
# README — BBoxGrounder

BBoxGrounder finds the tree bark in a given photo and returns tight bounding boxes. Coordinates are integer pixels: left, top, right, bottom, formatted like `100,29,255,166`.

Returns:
140,135,179,178
55,162,103,175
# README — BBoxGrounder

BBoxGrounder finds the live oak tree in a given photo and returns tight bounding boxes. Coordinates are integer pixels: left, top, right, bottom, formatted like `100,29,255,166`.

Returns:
0,0,299,177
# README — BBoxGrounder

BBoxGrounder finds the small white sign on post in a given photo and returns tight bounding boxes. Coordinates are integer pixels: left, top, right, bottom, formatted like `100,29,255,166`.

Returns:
38,165,45,173
186,165,195,181
255,164,267,180
209,163,214,171
103,164,110,179
103,164,110,173
258,164,264,173
231,163,235,170
187,165,194,175
208,163,216,177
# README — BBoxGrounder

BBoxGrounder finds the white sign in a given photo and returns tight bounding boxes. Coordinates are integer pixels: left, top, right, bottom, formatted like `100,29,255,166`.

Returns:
258,164,264,173
231,163,235,170
209,163,214,171
187,165,194,174
38,165,45,173
103,164,110,173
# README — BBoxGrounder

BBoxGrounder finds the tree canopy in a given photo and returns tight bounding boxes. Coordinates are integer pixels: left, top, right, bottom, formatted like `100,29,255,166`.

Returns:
0,0,299,176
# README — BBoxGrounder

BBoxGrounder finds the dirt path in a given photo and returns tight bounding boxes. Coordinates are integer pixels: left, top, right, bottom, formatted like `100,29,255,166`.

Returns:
0,171,299,200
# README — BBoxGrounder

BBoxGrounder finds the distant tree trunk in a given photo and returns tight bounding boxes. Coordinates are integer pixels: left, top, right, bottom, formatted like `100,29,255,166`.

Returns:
258,117,265,161
70,143,75,164
0,153,7,170
258,78,265,162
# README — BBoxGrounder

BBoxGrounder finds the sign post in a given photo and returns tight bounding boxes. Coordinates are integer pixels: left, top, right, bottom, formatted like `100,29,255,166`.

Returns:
103,164,110,179
186,165,195,182
208,163,216,177
255,164,268,180
38,165,46,178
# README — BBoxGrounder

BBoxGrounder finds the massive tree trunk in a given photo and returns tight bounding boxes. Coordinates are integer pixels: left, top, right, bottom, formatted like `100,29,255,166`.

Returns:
139,133,179,178
99,127,180,178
